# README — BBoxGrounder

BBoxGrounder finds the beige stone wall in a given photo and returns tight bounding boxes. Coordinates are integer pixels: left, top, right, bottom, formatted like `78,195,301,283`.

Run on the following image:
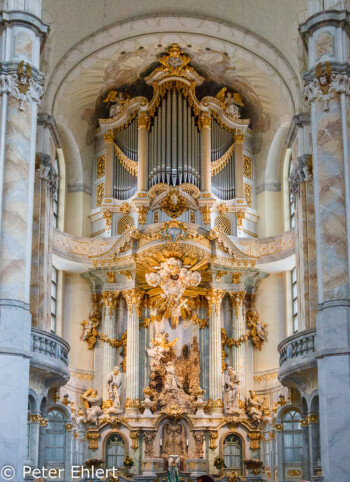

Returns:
253,273,287,372
65,191,91,237
63,273,94,372
256,191,284,238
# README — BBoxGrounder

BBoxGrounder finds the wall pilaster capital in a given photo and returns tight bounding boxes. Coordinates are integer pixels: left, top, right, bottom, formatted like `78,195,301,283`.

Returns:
35,153,58,200
304,62,350,109
0,62,43,110
289,154,313,202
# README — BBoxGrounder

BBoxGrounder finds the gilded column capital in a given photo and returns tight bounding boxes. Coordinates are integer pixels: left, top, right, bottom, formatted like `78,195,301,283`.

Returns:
206,288,226,315
102,291,119,317
200,114,212,129
122,288,144,314
229,291,246,317
138,112,150,129
104,129,115,143
234,133,245,144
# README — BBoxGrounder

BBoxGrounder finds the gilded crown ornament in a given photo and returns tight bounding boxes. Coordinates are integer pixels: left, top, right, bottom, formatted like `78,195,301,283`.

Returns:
159,44,191,75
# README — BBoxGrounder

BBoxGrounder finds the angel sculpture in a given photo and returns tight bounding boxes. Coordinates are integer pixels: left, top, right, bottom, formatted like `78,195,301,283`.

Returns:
145,257,201,328
103,90,130,117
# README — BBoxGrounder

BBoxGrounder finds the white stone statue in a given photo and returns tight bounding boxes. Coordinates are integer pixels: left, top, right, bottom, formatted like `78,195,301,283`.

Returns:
246,390,264,425
82,388,103,423
224,367,240,411
106,366,122,411
164,361,183,392
255,320,267,342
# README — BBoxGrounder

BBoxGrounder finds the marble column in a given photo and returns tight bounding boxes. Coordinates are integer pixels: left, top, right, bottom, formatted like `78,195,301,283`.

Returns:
229,292,246,396
30,154,57,331
200,114,211,193
301,7,350,480
123,288,143,415
0,3,48,479
206,289,225,411
137,113,149,194
101,291,119,399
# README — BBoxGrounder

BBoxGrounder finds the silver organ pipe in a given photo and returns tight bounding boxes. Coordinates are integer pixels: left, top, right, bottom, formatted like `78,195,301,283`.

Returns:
148,87,201,188
211,118,235,200
113,87,235,199
114,117,138,200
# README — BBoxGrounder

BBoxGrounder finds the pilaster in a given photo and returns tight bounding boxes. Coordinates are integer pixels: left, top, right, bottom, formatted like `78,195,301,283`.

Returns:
101,291,119,399
229,291,246,396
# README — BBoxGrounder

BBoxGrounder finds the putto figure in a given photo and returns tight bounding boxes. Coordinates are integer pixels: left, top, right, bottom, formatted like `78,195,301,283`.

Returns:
146,257,201,328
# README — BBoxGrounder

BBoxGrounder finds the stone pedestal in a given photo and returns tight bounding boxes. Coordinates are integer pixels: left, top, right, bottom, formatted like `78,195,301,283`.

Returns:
185,459,207,477
141,458,163,477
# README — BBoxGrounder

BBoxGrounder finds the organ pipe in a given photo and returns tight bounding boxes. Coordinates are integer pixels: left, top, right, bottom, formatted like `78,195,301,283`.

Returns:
113,87,236,199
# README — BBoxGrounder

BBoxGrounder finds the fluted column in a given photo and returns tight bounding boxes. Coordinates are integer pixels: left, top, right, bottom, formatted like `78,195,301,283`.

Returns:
200,114,212,193
229,292,246,395
206,289,225,411
101,291,119,399
137,113,149,194
0,3,48,478
301,6,350,480
103,130,115,199
123,288,143,414
234,132,244,199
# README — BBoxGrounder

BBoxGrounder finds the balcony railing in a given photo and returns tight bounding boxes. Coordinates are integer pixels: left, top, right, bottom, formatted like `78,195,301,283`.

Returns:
278,328,316,367
31,327,69,367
